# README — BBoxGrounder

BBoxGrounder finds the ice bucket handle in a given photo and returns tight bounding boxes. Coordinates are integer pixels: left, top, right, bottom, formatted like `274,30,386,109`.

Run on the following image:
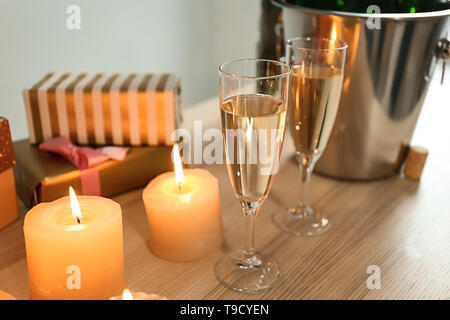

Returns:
436,38,450,85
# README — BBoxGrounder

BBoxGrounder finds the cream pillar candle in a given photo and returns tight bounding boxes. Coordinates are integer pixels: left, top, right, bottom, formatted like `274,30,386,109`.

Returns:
23,188,126,300
142,145,224,262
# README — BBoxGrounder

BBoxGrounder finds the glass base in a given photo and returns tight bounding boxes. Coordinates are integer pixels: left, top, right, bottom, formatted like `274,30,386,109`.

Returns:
215,251,280,293
274,203,331,236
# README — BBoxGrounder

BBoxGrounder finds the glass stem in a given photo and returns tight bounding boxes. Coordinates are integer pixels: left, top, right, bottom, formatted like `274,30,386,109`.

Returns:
297,153,314,207
241,201,261,267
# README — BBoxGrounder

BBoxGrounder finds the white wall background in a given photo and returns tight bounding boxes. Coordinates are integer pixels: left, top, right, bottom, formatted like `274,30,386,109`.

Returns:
0,0,261,140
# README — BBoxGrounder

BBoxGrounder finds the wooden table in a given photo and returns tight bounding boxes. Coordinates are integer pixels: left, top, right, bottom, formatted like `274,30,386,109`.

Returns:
1,153,449,300
1,72,449,300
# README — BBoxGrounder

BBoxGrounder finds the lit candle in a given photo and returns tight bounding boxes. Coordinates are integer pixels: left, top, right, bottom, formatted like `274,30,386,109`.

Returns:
142,144,224,262
110,288,168,300
0,290,16,300
23,188,126,300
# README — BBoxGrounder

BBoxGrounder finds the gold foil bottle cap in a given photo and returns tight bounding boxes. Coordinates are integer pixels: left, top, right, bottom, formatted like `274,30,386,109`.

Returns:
403,146,428,181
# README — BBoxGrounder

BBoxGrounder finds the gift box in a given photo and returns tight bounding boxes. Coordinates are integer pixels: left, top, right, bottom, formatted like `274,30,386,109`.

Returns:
0,118,19,230
13,139,173,208
23,72,181,146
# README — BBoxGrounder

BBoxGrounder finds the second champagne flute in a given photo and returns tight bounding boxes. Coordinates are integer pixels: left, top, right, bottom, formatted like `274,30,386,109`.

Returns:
274,37,348,236
216,58,290,292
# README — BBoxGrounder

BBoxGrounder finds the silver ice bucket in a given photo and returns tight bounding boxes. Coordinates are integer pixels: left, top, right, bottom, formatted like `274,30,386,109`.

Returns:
274,0,450,180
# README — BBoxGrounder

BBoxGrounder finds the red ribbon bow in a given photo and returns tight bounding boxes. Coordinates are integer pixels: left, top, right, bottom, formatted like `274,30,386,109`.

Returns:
39,137,129,196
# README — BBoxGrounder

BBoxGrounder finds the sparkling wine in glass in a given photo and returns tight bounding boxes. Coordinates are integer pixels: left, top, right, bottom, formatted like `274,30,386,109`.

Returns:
274,37,348,236
216,59,290,292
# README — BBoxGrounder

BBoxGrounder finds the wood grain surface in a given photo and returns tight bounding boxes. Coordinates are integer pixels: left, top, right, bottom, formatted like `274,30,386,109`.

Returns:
0,151,449,300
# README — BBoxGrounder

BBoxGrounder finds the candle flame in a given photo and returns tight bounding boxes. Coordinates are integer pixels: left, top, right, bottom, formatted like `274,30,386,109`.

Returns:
330,24,338,48
173,143,184,189
122,289,133,300
69,187,82,224
331,27,337,41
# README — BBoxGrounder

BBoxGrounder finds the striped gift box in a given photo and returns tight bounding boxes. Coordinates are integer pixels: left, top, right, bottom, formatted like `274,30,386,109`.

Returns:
23,73,181,146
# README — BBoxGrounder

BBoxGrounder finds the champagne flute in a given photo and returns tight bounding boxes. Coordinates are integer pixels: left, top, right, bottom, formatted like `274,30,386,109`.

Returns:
216,58,290,292
274,37,348,236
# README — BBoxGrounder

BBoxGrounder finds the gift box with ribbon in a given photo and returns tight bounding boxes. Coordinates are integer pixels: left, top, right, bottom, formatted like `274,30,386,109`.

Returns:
0,117,19,230
23,72,181,146
13,137,172,208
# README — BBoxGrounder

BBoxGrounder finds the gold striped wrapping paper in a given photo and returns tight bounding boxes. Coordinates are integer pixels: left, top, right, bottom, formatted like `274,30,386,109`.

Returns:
23,72,181,146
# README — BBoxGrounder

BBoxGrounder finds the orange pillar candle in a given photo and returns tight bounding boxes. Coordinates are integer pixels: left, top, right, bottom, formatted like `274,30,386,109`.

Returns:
142,144,224,262
23,188,126,300
0,290,16,300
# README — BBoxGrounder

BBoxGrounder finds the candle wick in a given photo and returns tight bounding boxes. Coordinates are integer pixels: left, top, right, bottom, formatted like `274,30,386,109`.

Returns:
76,217,81,224
177,182,183,191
